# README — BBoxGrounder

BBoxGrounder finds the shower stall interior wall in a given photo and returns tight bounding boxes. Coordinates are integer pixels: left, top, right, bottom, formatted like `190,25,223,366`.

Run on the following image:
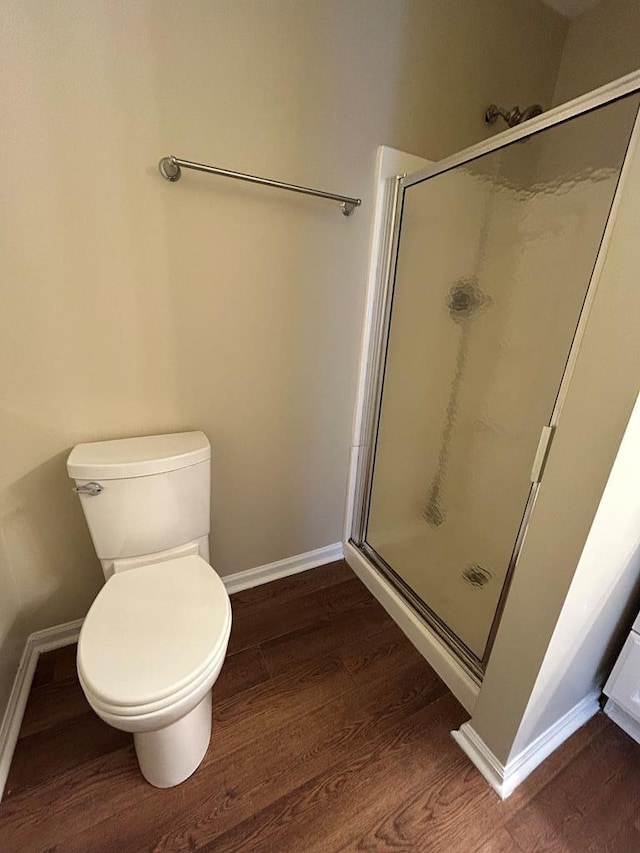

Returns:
346,74,640,706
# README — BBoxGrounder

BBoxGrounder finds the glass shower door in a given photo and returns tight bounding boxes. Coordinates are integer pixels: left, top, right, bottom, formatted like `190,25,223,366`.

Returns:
363,95,639,668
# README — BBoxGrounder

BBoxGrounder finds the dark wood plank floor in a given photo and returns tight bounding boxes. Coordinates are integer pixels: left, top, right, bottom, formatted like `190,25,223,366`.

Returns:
1,560,639,852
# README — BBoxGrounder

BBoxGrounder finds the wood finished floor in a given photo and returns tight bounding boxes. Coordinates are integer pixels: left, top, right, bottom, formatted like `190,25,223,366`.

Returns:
1,560,639,852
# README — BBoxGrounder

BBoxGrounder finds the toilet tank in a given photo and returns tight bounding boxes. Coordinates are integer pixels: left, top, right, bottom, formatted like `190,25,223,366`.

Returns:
67,432,211,575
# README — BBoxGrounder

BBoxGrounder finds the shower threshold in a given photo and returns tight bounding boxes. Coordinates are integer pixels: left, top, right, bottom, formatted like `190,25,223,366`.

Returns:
352,539,485,682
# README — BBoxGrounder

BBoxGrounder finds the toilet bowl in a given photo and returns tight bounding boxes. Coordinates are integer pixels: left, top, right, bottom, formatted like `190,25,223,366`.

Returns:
68,431,230,788
78,555,231,787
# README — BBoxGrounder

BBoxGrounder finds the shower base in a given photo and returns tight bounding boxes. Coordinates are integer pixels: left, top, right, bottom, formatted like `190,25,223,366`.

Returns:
344,540,480,713
364,522,504,661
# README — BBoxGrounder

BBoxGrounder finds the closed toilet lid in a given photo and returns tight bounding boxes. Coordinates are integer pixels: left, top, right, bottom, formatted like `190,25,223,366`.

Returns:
78,555,231,710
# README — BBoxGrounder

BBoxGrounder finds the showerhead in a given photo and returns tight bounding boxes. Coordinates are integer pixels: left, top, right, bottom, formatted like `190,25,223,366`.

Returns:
518,104,544,123
485,103,544,128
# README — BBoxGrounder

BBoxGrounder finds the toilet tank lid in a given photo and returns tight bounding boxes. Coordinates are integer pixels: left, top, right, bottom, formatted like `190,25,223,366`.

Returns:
67,431,210,480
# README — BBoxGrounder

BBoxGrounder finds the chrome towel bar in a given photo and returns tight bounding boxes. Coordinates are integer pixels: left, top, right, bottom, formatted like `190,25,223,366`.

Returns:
159,155,361,216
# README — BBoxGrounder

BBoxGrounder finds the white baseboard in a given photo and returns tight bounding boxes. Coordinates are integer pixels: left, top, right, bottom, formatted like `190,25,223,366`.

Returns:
0,619,83,800
221,542,344,595
344,541,480,714
452,690,600,799
604,697,640,744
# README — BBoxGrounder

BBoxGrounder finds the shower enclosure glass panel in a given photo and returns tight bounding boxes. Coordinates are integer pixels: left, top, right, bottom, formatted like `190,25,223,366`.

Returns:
364,95,639,665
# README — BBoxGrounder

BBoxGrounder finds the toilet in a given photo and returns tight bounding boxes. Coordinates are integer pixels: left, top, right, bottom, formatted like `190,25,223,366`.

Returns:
67,431,231,788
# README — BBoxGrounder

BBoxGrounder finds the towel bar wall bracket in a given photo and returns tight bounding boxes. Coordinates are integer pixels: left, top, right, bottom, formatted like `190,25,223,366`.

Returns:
158,155,361,216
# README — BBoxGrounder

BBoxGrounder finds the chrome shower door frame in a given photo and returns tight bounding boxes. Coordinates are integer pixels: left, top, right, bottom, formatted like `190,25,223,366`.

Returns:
349,70,640,679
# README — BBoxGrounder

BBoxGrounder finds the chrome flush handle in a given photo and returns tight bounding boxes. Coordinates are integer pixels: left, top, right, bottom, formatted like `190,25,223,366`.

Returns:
73,481,104,496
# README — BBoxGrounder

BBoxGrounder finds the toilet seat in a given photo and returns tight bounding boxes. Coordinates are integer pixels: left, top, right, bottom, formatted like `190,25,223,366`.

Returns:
78,555,232,717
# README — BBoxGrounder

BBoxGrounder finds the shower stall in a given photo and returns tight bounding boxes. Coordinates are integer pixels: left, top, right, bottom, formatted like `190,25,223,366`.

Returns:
347,73,640,695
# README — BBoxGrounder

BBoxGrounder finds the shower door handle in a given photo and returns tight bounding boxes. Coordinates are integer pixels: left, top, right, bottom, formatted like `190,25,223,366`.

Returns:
530,426,555,485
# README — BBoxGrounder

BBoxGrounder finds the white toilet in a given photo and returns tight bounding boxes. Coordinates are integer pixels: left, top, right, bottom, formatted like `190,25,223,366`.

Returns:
67,431,231,788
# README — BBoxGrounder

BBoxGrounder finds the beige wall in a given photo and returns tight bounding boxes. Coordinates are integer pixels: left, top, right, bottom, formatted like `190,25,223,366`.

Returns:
470,107,640,763
553,0,640,104
512,382,640,755
0,0,566,717
464,0,640,766
468,2,640,765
